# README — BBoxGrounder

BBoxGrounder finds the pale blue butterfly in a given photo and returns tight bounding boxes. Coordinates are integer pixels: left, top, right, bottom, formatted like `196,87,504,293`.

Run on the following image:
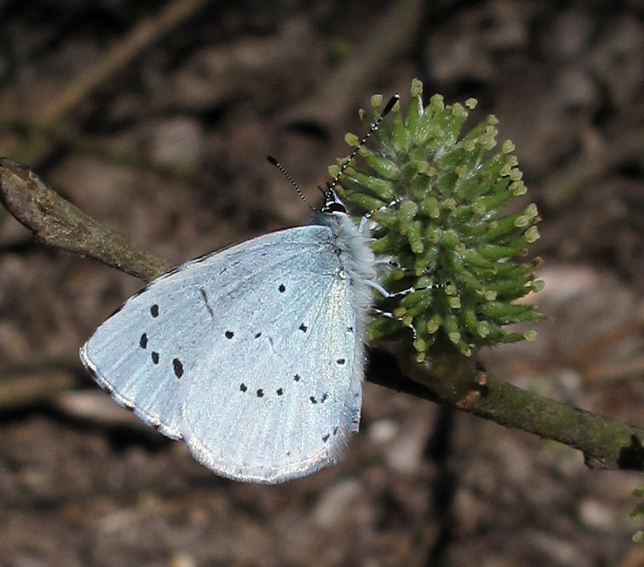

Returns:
80,95,399,483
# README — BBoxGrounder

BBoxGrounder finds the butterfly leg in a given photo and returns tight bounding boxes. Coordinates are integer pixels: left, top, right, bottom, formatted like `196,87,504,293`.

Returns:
365,280,419,338
370,305,418,339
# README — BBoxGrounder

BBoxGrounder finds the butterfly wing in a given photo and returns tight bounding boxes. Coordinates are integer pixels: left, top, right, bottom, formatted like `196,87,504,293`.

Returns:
80,225,366,483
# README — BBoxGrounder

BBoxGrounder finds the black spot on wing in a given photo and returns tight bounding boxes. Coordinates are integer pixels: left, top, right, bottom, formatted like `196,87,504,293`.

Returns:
172,358,184,379
151,351,160,364
299,323,307,333
336,358,346,365
322,425,340,444
309,393,327,405
225,330,234,339
239,383,285,398
150,304,159,318
294,374,301,382
139,333,148,349
278,284,286,293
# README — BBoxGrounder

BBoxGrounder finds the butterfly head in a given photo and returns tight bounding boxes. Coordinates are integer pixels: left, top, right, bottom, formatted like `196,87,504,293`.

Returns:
319,182,347,215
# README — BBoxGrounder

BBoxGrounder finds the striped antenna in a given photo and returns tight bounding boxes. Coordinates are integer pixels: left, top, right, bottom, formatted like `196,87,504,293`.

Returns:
267,93,399,208
266,156,315,211
328,94,399,191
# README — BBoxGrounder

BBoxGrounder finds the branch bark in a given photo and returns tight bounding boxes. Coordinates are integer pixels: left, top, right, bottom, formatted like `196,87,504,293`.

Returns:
0,157,171,281
2,158,644,473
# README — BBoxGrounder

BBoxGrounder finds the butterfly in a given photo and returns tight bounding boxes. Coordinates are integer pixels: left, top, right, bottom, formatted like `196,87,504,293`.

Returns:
80,94,399,483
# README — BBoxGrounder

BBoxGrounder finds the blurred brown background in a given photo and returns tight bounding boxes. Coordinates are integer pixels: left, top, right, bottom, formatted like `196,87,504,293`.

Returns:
1,1,644,566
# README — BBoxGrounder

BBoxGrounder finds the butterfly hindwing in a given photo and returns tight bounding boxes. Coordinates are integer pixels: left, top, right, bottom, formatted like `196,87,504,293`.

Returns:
180,244,361,482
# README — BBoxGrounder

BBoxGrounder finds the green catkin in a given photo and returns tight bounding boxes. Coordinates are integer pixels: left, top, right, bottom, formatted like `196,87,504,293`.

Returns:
333,80,543,358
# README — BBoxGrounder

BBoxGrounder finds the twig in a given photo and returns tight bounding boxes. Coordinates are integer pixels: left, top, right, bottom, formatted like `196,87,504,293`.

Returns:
0,157,171,280
2,159,644,473
395,350,644,471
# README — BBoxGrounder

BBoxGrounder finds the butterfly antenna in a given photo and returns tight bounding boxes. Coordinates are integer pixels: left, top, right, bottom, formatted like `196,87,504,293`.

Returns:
266,156,316,211
327,93,399,192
